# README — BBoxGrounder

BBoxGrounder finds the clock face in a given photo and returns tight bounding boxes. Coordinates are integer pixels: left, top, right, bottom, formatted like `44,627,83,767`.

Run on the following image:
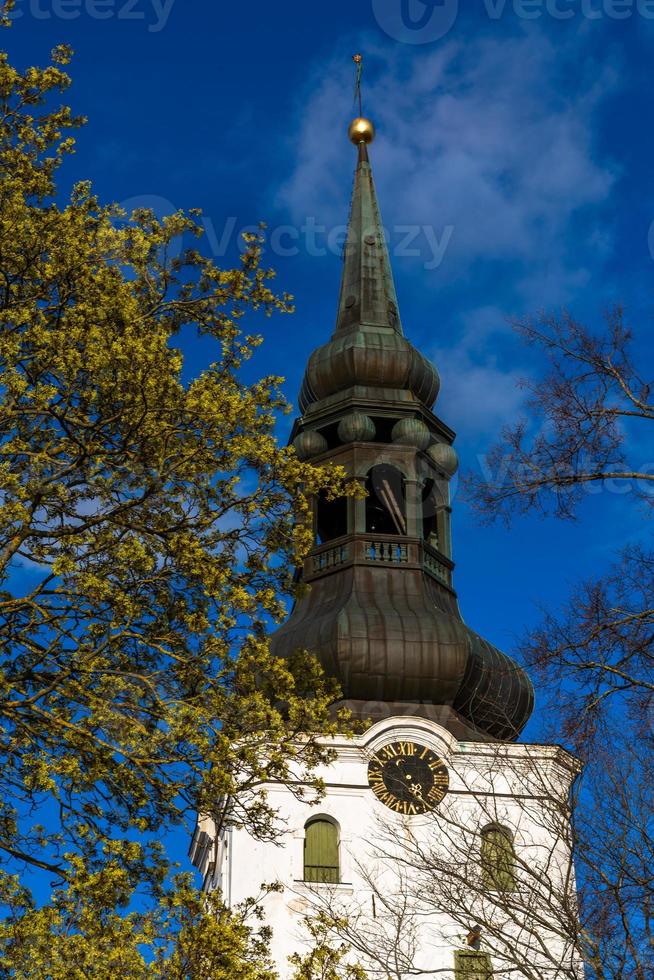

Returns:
368,741,449,815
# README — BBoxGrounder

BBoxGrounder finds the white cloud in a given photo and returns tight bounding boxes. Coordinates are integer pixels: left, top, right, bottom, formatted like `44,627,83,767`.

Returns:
431,305,524,438
280,29,617,294
277,27,621,436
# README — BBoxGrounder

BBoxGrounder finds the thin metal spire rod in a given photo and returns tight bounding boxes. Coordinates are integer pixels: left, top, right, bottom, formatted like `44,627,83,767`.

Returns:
353,53,363,117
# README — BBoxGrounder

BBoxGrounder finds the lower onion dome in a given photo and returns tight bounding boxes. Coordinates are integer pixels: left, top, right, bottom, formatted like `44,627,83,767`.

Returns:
299,330,440,413
270,566,534,742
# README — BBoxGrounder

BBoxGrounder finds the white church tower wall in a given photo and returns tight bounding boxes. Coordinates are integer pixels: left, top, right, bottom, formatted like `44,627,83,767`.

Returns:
192,716,582,978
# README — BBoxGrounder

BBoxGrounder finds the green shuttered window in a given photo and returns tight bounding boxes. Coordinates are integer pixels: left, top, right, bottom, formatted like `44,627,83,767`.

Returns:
304,818,340,884
481,824,516,892
454,950,494,980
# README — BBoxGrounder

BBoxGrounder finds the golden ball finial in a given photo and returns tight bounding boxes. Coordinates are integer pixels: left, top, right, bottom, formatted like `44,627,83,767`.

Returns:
348,117,376,145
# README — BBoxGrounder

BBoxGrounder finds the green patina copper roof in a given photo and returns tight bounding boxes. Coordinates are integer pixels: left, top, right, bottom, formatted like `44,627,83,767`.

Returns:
335,142,403,337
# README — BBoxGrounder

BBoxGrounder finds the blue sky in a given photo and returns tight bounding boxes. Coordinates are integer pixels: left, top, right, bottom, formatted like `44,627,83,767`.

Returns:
5,1,653,749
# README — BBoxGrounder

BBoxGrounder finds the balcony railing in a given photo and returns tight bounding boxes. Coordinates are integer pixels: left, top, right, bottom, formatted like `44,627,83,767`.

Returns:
306,535,454,587
362,538,410,564
312,541,349,574
423,542,453,586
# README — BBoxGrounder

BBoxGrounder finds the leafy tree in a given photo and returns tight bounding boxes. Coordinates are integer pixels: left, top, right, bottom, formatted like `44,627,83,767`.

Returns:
0,25,351,972
289,914,366,980
0,868,280,978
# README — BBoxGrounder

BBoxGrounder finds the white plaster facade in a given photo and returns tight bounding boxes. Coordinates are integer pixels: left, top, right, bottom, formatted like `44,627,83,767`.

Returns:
190,716,583,979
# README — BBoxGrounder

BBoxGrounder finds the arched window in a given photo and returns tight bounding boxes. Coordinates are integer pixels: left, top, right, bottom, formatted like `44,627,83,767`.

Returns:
303,817,340,884
365,465,406,536
316,491,348,544
422,478,439,546
480,824,516,892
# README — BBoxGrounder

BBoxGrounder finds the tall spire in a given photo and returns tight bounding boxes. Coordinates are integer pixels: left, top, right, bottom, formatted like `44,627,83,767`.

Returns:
334,116,403,337
273,72,534,742
297,108,440,415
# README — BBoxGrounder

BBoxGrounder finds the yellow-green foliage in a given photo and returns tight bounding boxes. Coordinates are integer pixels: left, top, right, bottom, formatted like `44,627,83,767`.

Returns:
288,914,367,980
0,29,353,973
0,869,281,978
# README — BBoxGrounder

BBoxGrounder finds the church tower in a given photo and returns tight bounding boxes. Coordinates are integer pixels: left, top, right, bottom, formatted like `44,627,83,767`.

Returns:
191,108,582,979
273,114,533,743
